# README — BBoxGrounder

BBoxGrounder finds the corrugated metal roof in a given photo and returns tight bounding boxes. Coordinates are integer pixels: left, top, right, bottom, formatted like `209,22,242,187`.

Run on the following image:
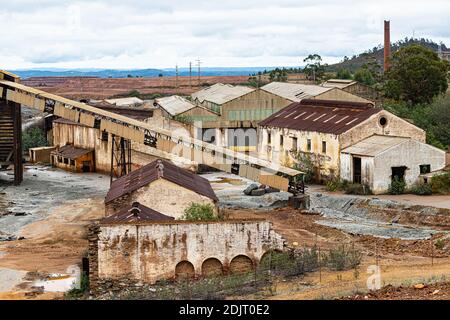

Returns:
105,159,218,204
191,83,255,105
261,82,332,102
105,97,143,106
52,144,92,159
101,202,174,224
154,95,196,116
322,79,357,89
341,135,410,157
259,99,380,135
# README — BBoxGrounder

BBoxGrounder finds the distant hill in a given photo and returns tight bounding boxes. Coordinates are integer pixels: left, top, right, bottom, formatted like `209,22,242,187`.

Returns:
327,38,448,73
9,67,277,79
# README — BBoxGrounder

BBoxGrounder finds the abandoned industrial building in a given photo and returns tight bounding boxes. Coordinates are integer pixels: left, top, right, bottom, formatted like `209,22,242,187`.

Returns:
340,135,446,193
260,81,373,104
257,98,445,193
321,79,380,103
105,159,219,219
51,144,95,173
88,214,285,294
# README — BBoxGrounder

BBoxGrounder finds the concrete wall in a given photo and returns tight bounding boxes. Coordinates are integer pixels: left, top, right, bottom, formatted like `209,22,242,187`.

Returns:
91,220,284,288
371,140,446,193
257,126,339,180
105,178,218,219
339,110,426,149
29,147,56,163
339,153,374,186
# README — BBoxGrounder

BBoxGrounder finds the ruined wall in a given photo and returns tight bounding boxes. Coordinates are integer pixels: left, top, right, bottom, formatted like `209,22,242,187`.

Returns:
105,178,218,219
88,220,285,295
372,140,446,193
339,153,374,186
339,110,426,149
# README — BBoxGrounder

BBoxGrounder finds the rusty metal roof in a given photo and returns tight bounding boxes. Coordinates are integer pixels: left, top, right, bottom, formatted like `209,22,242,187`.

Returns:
105,159,218,204
261,82,332,102
52,144,92,159
101,202,174,224
259,99,380,135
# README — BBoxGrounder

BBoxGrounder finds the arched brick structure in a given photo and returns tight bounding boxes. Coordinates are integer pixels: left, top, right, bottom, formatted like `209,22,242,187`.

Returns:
175,261,195,280
201,258,224,277
229,255,254,274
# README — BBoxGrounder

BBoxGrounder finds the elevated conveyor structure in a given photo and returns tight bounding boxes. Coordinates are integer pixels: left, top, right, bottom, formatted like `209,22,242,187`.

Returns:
0,70,304,193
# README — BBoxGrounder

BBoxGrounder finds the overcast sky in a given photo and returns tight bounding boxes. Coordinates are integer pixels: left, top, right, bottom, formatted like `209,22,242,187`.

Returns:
1,0,449,70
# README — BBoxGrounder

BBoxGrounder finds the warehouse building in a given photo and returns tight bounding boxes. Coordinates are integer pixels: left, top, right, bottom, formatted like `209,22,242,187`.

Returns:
321,79,380,103
51,144,95,173
257,99,434,185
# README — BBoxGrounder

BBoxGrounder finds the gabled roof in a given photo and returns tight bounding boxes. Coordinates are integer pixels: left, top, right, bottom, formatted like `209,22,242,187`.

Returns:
341,135,411,157
258,99,380,135
154,95,197,116
261,82,332,102
52,144,92,159
191,83,255,105
101,202,174,224
321,79,357,89
105,159,218,203
105,97,143,106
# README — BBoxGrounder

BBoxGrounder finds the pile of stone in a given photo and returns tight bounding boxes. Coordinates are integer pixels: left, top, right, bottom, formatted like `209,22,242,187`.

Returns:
243,183,280,197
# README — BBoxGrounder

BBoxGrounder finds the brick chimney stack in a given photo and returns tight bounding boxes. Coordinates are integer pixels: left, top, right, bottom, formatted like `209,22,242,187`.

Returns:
384,20,391,72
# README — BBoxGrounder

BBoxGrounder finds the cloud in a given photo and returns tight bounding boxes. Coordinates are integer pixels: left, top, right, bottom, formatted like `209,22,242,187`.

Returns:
0,0,449,69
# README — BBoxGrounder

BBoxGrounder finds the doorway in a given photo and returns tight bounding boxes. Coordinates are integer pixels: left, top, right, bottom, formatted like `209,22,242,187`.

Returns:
391,166,407,182
353,157,362,184
82,161,91,173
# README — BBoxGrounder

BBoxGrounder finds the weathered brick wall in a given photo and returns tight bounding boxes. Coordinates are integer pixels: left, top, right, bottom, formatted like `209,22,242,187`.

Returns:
88,220,285,296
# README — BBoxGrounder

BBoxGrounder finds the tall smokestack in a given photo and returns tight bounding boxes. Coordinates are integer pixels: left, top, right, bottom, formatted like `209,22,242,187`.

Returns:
384,20,391,72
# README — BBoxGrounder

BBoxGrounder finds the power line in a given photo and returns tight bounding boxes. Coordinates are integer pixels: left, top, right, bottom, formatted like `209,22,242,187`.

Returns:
196,59,202,86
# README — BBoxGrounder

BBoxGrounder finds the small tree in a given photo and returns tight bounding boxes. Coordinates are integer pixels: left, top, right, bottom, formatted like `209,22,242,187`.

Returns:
181,203,217,221
336,68,353,80
354,67,375,86
303,54,326,82
22,127,48,152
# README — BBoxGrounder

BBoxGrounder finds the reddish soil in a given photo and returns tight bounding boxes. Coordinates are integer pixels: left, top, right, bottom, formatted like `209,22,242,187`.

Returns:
22,75,250,99
341,282,450,300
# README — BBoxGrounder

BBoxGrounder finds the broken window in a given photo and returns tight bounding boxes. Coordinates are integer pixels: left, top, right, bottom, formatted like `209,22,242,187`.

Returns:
292,137,298,151
101,131,108,142
70,159,75,166
307,139,311,152
322,141,327,154
63,158,69,165
280,135,284,146
419,164,431,174
267,132,271,144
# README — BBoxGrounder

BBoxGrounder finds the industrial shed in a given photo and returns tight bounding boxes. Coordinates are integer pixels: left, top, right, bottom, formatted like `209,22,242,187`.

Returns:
340,135,446,194
51,144,95,173
105,159,219,219
153,95,197,118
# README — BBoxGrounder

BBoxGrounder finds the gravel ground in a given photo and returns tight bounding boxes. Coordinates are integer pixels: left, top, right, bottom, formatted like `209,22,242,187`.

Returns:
0,165,110,237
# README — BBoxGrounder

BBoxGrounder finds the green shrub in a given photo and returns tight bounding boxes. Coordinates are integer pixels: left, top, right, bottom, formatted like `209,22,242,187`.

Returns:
388,177,406,195
22,127,48,152
181,203,218,221
410,183,433,196
64,272,89,299
344,183,372,195
322,245,362,271
431,172,450,194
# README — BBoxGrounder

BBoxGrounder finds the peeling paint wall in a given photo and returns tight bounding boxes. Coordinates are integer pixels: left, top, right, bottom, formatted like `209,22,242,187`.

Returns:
92,220,284,287
105,178,218,219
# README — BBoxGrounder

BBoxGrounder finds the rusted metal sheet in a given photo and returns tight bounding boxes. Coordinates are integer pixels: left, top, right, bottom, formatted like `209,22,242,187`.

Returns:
101,202,174,224
259,99,380,135
52,145,93,160
105,159,218,204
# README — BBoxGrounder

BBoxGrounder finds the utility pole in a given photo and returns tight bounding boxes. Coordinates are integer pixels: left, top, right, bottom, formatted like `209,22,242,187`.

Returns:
175,64,179,88
196,58,202,86
189,61,192,88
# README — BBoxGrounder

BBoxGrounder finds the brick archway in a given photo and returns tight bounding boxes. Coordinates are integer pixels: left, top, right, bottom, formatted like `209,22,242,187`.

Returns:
201,258,224,277
229,255,254,274
175,261,195,280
